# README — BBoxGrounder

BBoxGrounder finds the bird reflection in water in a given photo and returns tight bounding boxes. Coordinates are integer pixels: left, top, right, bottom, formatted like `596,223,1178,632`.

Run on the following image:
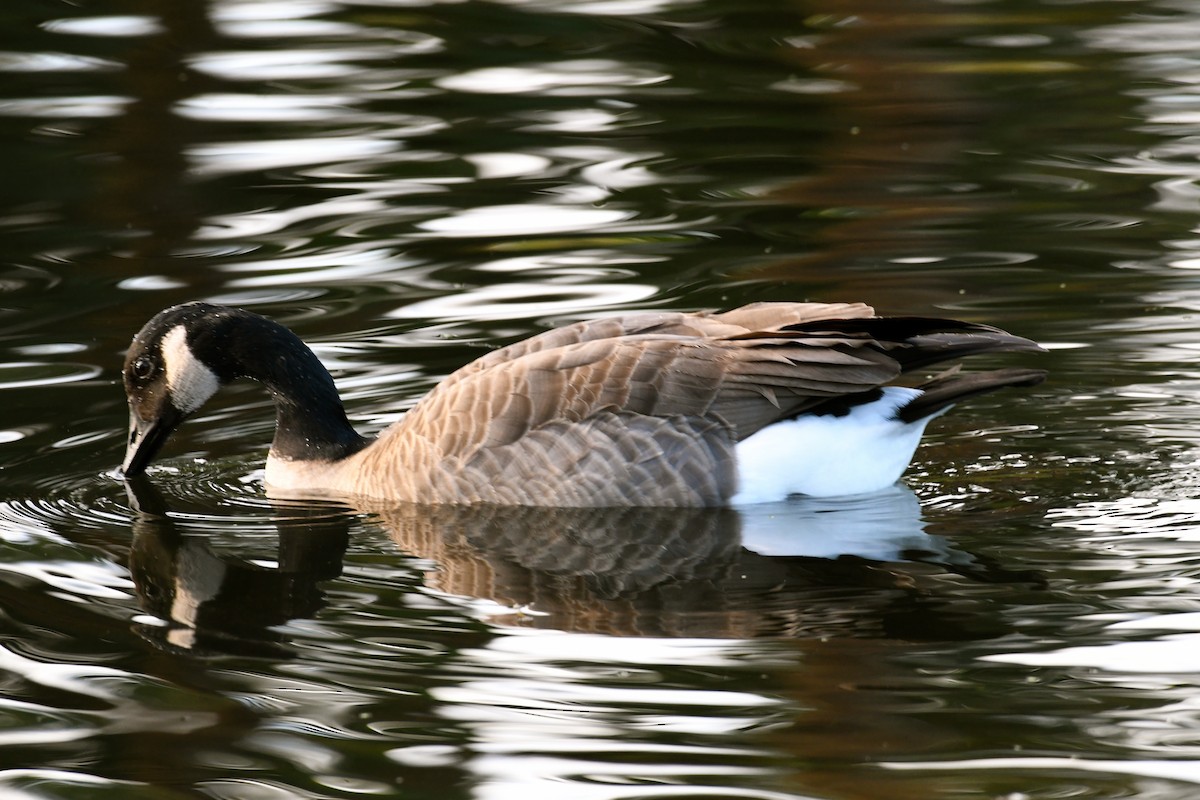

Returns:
367,487,1040,639
125,478,1040,654
126,476,352,657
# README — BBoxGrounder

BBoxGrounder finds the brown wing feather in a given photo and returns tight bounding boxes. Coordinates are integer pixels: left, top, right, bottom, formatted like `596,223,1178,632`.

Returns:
387,331,900,463
706,300,874,331
442,301,877,387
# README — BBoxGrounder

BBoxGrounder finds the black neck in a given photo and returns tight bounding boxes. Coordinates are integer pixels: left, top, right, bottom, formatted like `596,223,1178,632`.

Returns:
189,307,369,462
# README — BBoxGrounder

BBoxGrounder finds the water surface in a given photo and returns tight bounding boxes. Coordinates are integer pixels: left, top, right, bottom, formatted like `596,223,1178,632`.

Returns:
4,0,1200,798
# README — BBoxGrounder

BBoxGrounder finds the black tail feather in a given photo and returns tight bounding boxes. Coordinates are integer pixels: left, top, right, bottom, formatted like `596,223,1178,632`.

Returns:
896,332,1045,371
781,316,1045,373
895,367,1047,423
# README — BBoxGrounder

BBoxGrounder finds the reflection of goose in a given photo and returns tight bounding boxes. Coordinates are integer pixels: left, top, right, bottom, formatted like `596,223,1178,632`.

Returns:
120,301,1043,505
124,476,1035,648
125,478,350,656
370,491,1037,638
739,485,949,561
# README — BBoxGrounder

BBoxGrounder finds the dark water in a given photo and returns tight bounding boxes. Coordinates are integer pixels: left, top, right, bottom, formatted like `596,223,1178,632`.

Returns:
4,0,1200,797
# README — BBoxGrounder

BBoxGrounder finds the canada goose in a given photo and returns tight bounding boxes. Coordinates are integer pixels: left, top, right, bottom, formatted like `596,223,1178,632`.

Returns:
120,301,1045,506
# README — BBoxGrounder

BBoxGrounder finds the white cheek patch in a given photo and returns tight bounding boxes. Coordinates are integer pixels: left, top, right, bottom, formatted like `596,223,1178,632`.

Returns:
161,325,220,415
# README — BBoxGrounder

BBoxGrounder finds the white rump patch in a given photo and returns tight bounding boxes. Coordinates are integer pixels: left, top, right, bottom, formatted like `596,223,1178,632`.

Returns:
731,386,941,504
161,325,220,415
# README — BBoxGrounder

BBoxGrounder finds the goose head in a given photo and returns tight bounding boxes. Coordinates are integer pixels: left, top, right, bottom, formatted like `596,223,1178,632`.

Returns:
122,303,235,476
121,303,365,477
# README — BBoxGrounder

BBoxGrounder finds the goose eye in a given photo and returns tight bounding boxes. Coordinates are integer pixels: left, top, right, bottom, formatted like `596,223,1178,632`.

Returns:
131,356,155,381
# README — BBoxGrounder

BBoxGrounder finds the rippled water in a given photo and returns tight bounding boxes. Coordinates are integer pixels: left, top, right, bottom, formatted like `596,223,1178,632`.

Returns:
7,0,1200,797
